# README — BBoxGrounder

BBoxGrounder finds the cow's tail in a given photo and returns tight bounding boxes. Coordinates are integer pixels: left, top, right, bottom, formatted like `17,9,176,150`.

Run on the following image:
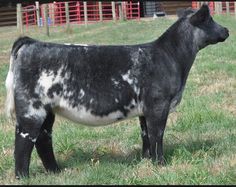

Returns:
5,36,35,119
5,54,15,119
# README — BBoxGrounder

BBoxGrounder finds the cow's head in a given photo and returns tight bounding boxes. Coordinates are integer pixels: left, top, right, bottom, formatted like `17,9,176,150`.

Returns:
177,4,229,50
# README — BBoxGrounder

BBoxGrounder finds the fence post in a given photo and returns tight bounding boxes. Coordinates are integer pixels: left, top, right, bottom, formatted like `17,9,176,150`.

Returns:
83,1,88,27
235,2,236,17
208,2,214,14
99,2,103,22
226,2,230,15
51,3,55,26
218,2,221,14
122,2,127,20
35,1,40,26
43,4,49,36
65,2,70,32
214,2,219,14
118,3,123,21
112,2,116,21
17,3,23,35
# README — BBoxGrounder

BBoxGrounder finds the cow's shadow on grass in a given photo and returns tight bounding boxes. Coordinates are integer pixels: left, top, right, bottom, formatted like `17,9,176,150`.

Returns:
56,146,142,169
56,137,219,170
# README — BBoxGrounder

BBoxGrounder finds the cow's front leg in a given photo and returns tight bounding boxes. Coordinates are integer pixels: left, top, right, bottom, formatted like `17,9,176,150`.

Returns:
144,100,170,165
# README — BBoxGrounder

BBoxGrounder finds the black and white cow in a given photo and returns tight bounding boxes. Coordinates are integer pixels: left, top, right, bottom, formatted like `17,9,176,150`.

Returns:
5,5,229,178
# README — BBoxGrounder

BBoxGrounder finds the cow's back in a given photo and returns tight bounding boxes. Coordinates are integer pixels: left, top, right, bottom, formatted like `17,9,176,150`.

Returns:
13,38,145,126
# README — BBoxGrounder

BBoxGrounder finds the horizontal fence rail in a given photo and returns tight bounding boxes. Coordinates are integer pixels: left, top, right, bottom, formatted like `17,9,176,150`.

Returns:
17,1,236,36
192,1,236,15
20,1,140,28
22,5,37,27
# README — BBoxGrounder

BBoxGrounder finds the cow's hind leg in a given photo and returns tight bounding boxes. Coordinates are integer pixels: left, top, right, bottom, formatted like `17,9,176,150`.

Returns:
139,116,150,158
15,117,44,179
35,112,60,173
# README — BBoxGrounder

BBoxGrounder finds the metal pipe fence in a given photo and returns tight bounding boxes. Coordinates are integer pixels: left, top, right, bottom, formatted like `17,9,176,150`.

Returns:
192,1,236,15
21,1,140,28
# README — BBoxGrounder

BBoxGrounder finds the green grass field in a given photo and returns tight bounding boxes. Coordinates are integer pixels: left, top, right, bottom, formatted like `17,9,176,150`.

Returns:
0,15,235,185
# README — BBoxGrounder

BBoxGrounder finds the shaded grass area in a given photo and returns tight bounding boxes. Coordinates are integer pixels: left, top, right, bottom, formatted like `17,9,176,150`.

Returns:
0,16,235,184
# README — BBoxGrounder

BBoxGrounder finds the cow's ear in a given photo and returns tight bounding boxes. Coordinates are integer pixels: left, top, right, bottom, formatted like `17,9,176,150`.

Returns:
177,7,195,18
190,4,210,26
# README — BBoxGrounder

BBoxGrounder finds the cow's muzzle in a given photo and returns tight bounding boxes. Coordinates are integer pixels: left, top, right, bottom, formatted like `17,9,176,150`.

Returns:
218,27,229,42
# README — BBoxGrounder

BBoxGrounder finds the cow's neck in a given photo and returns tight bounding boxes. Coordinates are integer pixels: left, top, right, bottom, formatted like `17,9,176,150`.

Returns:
155,20,199,86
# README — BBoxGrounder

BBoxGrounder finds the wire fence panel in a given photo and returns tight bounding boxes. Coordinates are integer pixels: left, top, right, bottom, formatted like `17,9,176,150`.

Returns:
192,1,236,15
21,1,140,29
22,5,37,27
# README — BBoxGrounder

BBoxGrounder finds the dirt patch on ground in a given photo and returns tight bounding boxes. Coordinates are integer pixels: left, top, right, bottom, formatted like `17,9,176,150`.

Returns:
198,77,235,95
208,154,236,176
211,101,236,116
0,55,10,65
159,162,192,175
167,111,180,126
222,103,236,116
195,71,235,115
131,159,156,179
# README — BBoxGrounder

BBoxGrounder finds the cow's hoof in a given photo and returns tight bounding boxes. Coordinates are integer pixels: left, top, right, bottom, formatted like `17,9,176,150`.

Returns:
157,158,166,166
15,173,29,180
142,150,151,159
47,166,61,174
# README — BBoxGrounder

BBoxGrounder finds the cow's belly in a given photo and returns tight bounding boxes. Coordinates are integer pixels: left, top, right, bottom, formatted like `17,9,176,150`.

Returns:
53,101,142,126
